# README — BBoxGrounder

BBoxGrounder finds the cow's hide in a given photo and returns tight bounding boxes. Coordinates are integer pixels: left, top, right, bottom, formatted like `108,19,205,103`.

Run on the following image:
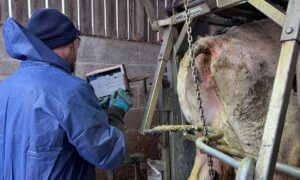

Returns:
177,19,300,179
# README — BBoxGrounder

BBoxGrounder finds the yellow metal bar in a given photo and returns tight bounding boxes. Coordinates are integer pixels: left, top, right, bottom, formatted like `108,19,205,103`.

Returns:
255,40,300,180
139,27,174,134
248,0,285,27
143,125,203,133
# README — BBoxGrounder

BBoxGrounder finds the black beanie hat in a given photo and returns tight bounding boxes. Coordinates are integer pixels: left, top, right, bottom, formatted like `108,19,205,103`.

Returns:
26,8,80,49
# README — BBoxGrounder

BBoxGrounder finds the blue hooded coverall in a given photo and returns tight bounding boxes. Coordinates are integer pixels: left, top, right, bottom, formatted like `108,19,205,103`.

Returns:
0,18,125,179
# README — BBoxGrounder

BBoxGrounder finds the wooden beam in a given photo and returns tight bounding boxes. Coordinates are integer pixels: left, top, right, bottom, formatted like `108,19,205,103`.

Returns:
11,0,28,25
31,0,45,14
106,0,117,38
48,0,62,11
79,0,92,35
93,0,105,36
117,0,128,40
65,0,78,28
0,0,9,24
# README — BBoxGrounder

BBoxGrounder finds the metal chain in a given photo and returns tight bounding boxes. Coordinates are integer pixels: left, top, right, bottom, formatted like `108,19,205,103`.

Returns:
183,1,218,179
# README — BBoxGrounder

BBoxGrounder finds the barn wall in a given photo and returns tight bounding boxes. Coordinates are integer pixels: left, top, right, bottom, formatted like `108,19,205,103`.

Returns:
0,0,171,43
0,26,161,179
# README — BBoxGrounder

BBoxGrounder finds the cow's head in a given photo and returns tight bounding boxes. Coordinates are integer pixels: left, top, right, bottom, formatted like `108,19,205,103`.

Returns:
177,19,283,154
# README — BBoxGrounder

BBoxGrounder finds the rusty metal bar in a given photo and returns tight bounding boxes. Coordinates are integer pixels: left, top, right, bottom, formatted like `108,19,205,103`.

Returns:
144,125,224,141
143,125,203,133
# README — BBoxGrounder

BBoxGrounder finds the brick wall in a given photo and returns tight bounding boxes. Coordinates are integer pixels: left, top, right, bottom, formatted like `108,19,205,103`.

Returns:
0,26,161,179
76,36,161,180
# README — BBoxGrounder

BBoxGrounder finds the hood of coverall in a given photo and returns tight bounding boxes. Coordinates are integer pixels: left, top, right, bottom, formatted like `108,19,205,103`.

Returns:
2,17,71,73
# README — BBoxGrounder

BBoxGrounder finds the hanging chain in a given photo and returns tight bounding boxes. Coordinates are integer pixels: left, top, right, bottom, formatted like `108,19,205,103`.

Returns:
183,1,218,179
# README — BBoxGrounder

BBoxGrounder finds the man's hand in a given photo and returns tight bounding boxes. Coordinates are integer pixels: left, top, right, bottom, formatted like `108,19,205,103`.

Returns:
109,89,132,112
102,89,132,133
99,96,110,112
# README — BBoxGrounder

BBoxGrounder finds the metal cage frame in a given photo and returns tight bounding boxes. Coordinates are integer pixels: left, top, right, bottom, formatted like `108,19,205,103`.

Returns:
140,0,300,179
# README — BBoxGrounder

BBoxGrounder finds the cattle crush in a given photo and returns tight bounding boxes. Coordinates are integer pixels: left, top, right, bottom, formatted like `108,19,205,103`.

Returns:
139,0,300,180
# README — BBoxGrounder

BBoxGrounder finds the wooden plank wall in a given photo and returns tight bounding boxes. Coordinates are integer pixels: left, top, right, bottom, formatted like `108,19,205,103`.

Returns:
0,0,169,43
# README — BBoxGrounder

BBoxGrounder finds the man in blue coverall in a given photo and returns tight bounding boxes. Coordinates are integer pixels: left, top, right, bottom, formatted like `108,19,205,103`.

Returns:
0,8,131,179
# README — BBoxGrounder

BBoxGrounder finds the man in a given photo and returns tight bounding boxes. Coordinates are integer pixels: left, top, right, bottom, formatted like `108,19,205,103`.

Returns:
0,8,131,179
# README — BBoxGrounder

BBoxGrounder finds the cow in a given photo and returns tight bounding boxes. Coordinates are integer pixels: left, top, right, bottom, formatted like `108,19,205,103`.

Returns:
177,19,300,179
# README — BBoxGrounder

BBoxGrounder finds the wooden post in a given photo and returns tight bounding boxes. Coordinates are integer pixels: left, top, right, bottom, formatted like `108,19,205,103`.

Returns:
48,0,62,11
93,0,105,36
11,0,28,25
0,0,9,24
106,0,117,38
79,0,92,35
117,0,127,40
30,0,45,14
148,0,158,43
65,0,78,28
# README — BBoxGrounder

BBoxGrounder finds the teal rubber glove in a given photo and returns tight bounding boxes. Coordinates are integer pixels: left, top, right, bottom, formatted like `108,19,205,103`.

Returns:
99,96,110,112
109,89,132,112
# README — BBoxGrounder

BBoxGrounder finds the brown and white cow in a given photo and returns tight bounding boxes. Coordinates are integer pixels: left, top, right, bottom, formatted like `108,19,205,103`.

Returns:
177,19,300,180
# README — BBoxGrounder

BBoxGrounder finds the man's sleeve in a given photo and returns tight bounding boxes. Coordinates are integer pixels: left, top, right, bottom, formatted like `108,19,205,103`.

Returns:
60,83,125,170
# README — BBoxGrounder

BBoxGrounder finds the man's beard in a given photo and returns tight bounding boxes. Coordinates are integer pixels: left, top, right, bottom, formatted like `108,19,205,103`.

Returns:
70,62,76,73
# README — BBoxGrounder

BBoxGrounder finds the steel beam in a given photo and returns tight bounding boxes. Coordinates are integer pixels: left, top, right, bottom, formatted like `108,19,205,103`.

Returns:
280,0,300,42
196,139,300,179
236,157,255,180
255,0,300,179
196,140,240,169
297,54,300,105
276,162,300,178
216,0,245,7
248,0,285,27
157,3,211,27
156,0,247,27
173,22,189,55
139,27,174,134
161,83,171,180
144,0,163,33
281,0,300,116
255,41,300,180
173,0,206,9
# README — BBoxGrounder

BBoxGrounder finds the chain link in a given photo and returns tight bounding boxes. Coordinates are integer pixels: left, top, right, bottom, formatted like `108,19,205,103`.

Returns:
183,1,218,179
